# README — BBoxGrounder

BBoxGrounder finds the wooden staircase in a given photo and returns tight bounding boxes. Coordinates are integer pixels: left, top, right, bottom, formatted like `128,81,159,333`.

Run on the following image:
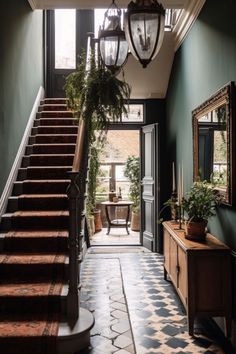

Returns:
0,98,93,354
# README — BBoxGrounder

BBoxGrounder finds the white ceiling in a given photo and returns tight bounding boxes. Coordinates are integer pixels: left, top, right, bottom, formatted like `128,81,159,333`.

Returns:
28,0,206,98
29,0,189,10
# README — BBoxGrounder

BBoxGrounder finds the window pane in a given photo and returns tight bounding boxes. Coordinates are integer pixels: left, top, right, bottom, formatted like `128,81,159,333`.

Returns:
55,9,76,69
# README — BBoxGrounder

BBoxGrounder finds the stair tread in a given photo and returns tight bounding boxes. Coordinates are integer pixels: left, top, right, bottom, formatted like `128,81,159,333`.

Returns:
6,230,68,238
15,179,70,183
29,154,74,157
0,253,67,264
10,211,69,217
14,194,67,199
0,313,60,336
0,281,65,297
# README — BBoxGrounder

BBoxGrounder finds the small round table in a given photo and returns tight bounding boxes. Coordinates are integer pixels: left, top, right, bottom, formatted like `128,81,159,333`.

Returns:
102,200,133,235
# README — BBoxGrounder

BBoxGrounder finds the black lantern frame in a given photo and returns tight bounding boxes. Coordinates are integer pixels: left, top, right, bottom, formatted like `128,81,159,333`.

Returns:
124,0,165,68
98,0,129,75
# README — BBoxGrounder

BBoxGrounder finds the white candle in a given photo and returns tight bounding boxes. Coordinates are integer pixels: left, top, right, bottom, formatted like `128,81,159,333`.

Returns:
181,162,184,199
172,162,176,192
178,164,181,205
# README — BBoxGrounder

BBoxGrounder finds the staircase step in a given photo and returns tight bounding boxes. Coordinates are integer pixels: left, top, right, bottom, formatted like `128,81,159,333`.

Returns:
0,253,67,281
13,180,70,195
42,98,67,104
4,230,68,253
32,126,78,135
37,111,73,118
38,104,68,112
26,144,76,155
8,195,68,211
29,134,77,144
0,314,60,354
0,281,66,314
35,118,77,126
18,166,71,180
22,154,74,167
1,211,69,231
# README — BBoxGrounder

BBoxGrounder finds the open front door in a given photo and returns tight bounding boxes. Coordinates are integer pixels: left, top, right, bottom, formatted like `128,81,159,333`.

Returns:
141,124,160,252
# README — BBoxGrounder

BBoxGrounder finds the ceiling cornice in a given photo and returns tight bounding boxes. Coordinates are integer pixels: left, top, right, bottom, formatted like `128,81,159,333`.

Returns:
28,0,188,10
28,0,37,10
173,0,206,51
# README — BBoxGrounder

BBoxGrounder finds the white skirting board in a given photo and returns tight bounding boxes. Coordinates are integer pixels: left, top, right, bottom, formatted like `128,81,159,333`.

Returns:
0,86,44,218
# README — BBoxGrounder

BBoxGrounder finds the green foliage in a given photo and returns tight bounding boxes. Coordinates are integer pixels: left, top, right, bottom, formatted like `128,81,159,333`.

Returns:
64,51,131,145
182,180,221,222
64,50,131,216
124,156,140,213
86,140,105,216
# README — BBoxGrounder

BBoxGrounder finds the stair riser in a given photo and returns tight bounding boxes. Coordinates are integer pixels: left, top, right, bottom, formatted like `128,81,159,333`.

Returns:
13,182,69,195
0,215,68,231
18,168,71,180
26,144,76,155
34,119,77,126
7,197,68,212
32,127,78,135
0,337,56,354
4,237,68,253
0,264,67,281
38,105,67,112
13,216,69,230
29,135,77,144
42,98,67,105
0,296,63,314
22,155,74,167
37,111,73,118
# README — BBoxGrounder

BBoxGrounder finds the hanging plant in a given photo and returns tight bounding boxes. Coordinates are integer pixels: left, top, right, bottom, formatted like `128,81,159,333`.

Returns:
64,50,131,145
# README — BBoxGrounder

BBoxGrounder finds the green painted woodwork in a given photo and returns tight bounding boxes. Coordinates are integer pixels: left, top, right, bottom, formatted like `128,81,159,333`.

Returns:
0,1,43,195
166,0,236,250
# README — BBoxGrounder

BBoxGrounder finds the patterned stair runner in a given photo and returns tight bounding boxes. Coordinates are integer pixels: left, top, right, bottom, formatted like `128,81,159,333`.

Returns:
0,98,76,354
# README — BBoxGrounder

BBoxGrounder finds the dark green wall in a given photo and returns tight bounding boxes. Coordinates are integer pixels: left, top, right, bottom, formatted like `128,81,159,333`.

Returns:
0,1,43,195
166,0,236,251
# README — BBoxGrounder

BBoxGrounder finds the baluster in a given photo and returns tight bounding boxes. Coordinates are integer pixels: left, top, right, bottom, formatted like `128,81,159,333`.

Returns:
67,171,80,322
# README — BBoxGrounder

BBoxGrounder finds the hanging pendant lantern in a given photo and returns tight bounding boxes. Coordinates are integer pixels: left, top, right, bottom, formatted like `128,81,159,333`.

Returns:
98,0,129,75
124,0,165,68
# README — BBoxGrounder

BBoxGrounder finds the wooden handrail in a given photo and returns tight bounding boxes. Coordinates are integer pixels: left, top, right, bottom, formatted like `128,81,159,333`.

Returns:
72,119,85,173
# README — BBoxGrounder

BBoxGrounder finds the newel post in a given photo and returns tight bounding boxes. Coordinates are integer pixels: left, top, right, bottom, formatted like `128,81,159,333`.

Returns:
67,171,80,321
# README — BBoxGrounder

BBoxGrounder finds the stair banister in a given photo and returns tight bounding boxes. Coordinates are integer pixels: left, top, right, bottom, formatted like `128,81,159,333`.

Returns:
66,33,93,321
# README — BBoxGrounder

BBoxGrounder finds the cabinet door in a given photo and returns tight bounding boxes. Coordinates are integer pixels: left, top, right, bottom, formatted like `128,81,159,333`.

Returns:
177,246,187,306
163,229,170,274
169,235,178,286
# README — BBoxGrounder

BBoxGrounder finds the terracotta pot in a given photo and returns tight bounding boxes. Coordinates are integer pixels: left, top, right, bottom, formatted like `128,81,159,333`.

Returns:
184,220,207,241
131,211,140,231
87,215,95,237
93,209,102,233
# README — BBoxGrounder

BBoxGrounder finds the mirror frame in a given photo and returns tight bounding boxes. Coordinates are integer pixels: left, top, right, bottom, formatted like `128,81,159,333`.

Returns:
192,82,235,206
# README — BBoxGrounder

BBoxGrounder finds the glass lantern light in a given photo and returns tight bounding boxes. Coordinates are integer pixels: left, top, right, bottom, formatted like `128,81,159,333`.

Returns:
98,0,129,75
124,0,165,68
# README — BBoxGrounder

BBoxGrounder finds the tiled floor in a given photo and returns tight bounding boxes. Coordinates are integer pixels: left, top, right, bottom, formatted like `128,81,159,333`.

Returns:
80,248,235,354
90,228,140,245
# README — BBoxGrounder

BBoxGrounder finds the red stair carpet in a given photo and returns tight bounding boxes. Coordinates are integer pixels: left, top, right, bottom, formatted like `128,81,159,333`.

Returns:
0,98,77,354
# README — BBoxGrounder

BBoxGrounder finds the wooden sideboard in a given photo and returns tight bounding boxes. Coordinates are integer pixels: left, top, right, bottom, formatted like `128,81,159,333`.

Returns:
163,221,232,337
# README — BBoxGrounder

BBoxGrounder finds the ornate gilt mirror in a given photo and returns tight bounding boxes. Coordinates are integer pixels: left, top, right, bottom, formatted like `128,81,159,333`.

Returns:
192,82,235,205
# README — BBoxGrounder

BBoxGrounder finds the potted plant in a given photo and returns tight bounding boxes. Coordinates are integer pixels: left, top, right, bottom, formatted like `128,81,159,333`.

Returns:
124,155,140,231
182,180,221,240
64,51,131,235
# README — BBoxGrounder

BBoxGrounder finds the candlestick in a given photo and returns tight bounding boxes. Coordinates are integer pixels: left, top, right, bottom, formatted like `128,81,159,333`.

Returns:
172,161,176,192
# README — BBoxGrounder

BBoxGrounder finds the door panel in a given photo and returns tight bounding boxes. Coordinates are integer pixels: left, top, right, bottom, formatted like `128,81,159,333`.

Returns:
141,124,159,252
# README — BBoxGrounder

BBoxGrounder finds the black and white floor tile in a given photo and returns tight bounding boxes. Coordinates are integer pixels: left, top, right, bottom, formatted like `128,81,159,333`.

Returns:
80,249,234,354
